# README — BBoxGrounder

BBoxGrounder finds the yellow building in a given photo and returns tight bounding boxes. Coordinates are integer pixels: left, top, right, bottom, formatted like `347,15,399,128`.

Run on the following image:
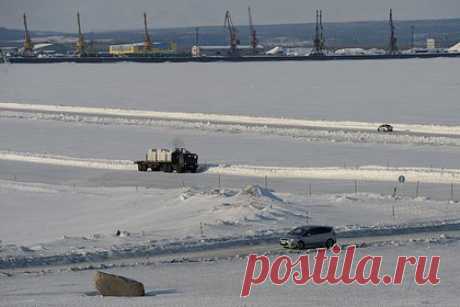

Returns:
109,42,176,56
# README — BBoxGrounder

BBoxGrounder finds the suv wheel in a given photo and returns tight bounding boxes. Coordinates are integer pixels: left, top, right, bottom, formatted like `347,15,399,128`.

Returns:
297,241,305,250
325,239,335,249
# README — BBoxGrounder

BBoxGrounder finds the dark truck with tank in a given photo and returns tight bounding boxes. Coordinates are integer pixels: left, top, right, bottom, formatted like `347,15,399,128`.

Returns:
135,148,198,173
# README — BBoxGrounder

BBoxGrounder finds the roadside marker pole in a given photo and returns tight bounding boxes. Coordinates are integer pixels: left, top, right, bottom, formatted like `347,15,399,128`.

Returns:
415,181,420,198
354,180,358,194
218,174,221,189
451,183,454,202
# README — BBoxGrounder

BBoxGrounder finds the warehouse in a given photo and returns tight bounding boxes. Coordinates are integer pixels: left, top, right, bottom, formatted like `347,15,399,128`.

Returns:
191,45,265,57
109,42,177,56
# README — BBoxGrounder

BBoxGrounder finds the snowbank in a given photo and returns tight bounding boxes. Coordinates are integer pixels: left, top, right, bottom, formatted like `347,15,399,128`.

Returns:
2,150,460,184
2,102,460,137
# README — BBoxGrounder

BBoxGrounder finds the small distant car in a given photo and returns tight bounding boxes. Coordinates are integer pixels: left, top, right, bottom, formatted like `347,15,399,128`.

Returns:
378,124,394,132
280,226,336,250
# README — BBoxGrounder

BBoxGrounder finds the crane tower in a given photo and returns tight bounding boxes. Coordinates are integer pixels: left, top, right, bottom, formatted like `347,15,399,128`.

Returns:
143,12,152,52
388,8,399,54
312,10,323,55
248,6,258,54
22,13,34,56
75,12,86,56
224,11,240,56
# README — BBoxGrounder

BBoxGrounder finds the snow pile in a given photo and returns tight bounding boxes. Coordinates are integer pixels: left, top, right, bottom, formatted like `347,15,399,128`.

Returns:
334,48,386,55
448,42,460,53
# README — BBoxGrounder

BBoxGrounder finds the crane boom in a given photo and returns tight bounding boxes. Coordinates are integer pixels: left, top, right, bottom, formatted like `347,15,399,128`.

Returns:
224,10,239,55
23,13,33,56
76,12,86,56
143,12,152,52
388,8,398,54
248,6,258,53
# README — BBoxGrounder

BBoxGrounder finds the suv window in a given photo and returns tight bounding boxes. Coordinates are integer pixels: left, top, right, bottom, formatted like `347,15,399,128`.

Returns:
310,227,331,235
288,228,304,236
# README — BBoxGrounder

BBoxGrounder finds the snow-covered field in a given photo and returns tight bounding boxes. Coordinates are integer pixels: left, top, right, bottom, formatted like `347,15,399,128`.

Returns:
1,179,460,269
1,60,460,306
2,238,460,306
1,59,459,124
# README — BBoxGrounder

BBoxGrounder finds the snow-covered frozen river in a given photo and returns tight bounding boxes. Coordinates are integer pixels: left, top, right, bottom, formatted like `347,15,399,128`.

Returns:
1,58,459,124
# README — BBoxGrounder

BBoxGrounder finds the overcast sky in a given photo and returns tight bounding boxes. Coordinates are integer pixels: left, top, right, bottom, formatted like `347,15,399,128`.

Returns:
1,0,459,32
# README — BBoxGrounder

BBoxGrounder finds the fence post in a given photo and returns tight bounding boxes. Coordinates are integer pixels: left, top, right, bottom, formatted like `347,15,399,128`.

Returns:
415,181,420,198
218,174,221,189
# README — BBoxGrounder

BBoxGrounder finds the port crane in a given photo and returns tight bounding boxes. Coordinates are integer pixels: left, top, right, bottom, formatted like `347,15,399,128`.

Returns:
248,6,258,54
143,12,152,52
388,8,399,54
319,10,325,51
312,10,323,55
76,12,86,56
224,10,240,56
22,13,34,56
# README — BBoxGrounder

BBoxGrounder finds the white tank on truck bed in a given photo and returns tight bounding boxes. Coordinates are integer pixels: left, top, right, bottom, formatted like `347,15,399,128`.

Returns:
146,149,172,162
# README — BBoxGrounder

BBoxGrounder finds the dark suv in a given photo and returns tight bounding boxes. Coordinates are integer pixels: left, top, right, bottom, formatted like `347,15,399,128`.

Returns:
280,226,336,249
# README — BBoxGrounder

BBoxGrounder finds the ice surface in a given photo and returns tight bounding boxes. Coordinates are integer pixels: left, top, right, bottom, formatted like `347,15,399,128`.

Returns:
1,59,459,124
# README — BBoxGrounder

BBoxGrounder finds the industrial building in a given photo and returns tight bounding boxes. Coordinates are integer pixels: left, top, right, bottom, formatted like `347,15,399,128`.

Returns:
109,42,177,56
191,44,264,57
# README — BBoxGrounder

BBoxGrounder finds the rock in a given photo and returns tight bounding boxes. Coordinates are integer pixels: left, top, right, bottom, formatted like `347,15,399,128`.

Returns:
94,271,145,297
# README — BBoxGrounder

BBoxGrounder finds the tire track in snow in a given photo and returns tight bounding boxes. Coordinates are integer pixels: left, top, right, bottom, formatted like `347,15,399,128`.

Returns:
2,150,460,184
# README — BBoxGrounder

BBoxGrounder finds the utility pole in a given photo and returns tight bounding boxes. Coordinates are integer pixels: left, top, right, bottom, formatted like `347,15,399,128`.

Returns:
143,12,152,53
76,12,86,57
22,13,34,56
248,6,258,54
388,8,399,54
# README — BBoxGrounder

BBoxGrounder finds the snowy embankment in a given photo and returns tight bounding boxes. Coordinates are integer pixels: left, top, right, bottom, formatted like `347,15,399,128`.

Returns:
2,103,460,149
1,179,460,269
3,102,460,136
2,150,460,184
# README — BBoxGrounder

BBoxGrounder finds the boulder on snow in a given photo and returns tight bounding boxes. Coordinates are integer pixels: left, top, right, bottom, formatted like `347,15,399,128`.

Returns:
94,271,145,297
